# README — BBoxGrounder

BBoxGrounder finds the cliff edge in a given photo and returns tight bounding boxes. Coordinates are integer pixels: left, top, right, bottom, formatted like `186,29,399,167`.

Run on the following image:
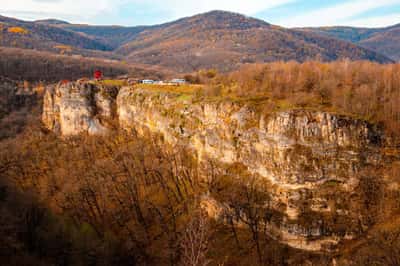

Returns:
43,81,386,251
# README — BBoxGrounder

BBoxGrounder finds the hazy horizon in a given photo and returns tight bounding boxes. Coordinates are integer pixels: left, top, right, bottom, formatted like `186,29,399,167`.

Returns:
1,0,400,28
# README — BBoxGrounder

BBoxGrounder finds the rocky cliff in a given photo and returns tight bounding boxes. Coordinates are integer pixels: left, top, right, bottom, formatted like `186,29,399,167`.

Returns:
43,81,385,251
43,81,118,136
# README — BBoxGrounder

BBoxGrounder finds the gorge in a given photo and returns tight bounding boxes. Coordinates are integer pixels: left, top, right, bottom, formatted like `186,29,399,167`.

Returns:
42,80,389,252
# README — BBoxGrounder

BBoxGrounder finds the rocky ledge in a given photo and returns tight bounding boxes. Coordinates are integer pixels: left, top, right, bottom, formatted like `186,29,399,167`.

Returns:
43,81,385,251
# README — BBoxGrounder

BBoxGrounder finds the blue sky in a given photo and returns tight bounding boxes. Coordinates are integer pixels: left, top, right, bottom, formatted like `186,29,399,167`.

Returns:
1,0,400,27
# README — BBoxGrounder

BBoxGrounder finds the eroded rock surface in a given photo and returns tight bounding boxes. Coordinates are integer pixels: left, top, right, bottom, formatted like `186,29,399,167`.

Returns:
43,81,117,136
43,82,385,251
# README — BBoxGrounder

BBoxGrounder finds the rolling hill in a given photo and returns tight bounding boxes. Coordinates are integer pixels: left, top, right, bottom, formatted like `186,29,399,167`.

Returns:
0,11,395,73
301,24,400,61
40,19,152,50
0,15,111,51
0,15,123,60
114,11,392,72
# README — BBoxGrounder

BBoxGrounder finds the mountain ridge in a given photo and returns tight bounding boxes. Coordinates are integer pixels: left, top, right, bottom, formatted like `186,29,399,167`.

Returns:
114,10,392,71
300,23,400,61
0,15,112,51
0,10,396,73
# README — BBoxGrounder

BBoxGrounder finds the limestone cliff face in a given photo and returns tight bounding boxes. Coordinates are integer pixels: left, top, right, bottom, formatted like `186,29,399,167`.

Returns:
43,81,117,136
43,82,384,251
116,87,381,187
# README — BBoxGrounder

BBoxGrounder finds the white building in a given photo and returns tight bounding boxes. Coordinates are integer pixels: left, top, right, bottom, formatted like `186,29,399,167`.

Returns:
170,79,187,85
141,79,155,84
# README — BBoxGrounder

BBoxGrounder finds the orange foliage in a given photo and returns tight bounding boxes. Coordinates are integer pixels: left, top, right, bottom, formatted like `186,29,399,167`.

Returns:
212,61,400,144
7,26,29,34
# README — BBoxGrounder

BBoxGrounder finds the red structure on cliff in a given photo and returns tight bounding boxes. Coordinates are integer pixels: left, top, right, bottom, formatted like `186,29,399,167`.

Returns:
94,70,103,80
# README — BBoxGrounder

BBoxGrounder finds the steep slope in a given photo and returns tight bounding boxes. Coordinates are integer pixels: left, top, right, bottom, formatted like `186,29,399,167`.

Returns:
115,11,392,72
301,24,400,61
43,81,387,251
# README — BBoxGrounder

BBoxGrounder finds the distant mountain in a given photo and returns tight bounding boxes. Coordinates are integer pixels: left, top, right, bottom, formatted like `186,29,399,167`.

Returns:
0,15,114,54
359,25,400,61
56,24,150,49
115,11,392,72
300,24,400,61
0,15,155,54
298,26,380,43
34,19,70,25
0,11,395,73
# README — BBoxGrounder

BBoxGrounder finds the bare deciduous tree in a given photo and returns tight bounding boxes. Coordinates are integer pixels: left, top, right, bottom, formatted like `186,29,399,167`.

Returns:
180,210,211,266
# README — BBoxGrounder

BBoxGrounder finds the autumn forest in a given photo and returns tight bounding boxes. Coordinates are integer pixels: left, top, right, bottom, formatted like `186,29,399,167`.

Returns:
1,8,400,266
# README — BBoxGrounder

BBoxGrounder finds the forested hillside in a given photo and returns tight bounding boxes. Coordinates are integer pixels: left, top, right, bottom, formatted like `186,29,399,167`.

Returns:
0,47,128,81
203,60,400,143
1,61,400,265
115,11,392,72
1,7,400,265
0,11,394,73
0,47,171,82
55,24,151,49
0,15,112,52
301,24,400,61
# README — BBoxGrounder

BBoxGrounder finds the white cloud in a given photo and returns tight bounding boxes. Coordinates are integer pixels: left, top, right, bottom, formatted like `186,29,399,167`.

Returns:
278,0,400,27
0,0,295,23
133,0,297,18
1,0,399,27
0,0,124,22
344,13,400,28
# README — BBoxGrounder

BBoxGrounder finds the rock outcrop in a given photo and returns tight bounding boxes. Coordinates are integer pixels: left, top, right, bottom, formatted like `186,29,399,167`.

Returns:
43,81,117,136
43,82,385,251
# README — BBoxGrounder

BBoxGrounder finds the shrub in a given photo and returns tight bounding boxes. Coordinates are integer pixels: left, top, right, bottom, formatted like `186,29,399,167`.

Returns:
208,61,400,144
